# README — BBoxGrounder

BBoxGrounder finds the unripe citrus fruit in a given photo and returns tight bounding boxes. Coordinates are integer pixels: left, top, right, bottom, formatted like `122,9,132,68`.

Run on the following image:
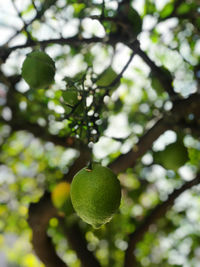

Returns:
70,164,121,228
51,182,74,215
154,140,189,171
21,51,55,89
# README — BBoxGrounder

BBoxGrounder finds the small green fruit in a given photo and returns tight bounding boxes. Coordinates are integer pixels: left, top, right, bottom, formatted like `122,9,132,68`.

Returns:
154,140,189,171
21,51,55,89
70,164,121,228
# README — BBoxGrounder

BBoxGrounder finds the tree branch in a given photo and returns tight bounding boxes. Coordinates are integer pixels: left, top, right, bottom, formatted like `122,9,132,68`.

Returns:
0,70,78,149
109,117,169,173
2,32,130,61
28,192,68,267
124,173,200,267
60,220,102,267
65,147,91,182
4,0,58,47
129,41,178,98
108,48,137,88
7,36,105,54
109,93,200,174
28,148,101,267
0,116,77,148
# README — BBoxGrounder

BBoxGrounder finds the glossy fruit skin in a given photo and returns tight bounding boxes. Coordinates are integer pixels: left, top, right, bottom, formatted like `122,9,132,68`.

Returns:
70,165,121,228
21,51,55,89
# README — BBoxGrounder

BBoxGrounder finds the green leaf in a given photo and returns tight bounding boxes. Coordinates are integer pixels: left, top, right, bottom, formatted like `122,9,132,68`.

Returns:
188,147,200,167
72,3,86,17
144,0,156,15
63,77,77,88
177,3,194,15
160,3,174,18
113,98,123,114
127,7,143,36
150,73,163,95
96,67,119,89
62,90,78,106
150,30,160,43
74,101,85,116
21,3,34,16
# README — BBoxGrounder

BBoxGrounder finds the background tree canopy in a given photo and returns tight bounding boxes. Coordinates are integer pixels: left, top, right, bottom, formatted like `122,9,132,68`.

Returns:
0,0,200,266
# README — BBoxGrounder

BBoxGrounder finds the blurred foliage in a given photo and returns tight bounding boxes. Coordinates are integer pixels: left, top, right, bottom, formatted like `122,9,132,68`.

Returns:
0,0,200,266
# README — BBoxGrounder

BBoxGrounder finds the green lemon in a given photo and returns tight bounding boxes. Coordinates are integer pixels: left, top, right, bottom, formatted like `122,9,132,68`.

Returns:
70,164,121,228
154,140,189,171
51,182,74,215
21,51,55,89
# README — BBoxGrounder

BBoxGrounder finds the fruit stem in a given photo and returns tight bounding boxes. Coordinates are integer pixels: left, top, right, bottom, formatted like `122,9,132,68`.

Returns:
87,161,93,171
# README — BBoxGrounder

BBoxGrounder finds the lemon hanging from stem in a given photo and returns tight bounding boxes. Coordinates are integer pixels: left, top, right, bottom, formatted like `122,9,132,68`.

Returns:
70,164,121,228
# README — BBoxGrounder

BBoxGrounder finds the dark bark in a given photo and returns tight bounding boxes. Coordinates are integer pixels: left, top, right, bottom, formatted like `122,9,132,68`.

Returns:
129,41,178,98
109,93,200,174
1,4,199,267
28,193,68,267
109,118,169,174
27,148,101,267
60,220,102,267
